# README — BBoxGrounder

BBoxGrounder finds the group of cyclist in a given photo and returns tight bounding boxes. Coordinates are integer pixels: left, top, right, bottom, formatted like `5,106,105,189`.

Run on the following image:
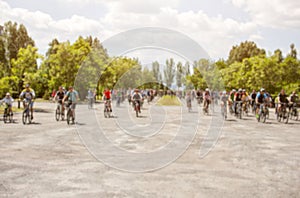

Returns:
186,87,299,121
1,83,298,124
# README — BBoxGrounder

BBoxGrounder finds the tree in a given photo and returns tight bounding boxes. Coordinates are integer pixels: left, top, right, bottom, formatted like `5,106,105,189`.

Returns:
227,41,265,65
176,61,183,89
0,21,34,77
288,43,297,59
164,58,175,88
11,45,41,93
152,61,160,82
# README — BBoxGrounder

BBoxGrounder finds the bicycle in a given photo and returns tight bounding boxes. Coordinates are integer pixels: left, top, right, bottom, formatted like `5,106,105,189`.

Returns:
221,103,227,120
87,97,94,109
277,103,289,124
186,97,192,112
257,102,268,123
66,102,75,125
235,101,243,119
289,102,299,121
104,100,112,118
242,101,250,117
55,100,64,121
133,100,140,117
2,103,13,123
203,100,210,115
22,99,32,125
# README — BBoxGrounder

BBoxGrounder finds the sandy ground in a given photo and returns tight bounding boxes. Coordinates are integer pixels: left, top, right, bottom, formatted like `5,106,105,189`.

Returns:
0,100,299,198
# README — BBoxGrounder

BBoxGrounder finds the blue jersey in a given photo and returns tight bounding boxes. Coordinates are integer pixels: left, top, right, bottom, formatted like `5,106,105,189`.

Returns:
256,92,268,103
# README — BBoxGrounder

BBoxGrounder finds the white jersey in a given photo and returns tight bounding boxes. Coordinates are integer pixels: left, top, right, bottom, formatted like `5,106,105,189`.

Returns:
1,97,14,105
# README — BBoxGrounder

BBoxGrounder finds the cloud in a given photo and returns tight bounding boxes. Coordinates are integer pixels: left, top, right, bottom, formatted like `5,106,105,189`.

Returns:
0,0,261,59
230,0,300,29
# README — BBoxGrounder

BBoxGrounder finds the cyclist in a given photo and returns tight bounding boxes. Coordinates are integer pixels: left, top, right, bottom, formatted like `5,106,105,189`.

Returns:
288,90,298,111
87,88,95,108
62,86,79,123
203,88,211,111
186,91,192,111
234,88,243,115
278,89,289,113
103,88,112,112
53,86,65,120
241,89,250,113
255,88,269,118
0,93,14,116
220,91,228,117
250,90,257,111
131,89,143,113
19,84,35,120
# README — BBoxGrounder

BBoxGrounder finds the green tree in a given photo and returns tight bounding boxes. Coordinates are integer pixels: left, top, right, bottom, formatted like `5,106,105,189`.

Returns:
176,61,183,89
164,58,175,87
227,41,265,65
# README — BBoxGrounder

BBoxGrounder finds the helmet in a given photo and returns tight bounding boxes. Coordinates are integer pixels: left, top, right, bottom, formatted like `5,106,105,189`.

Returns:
232,89,236,92
238,88,242,92
260,88,265,92
6,92,10,96
205,88,209,91
222,91,226,94
242,89,246,92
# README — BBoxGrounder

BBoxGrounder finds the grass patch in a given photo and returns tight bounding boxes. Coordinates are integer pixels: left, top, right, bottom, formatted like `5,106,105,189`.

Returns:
0,106,23,114
156,95,182,106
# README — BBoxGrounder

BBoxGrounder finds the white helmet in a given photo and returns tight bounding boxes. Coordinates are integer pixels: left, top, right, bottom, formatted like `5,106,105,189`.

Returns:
205,88,209,91
6,92,10,96
223,91,226,94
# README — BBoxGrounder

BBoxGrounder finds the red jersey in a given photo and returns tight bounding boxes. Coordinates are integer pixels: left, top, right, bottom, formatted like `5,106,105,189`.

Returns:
104,90,111,100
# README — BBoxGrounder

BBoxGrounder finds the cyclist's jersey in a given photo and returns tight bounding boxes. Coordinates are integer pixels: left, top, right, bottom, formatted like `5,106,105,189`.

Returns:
87,90,94,99
1,97,14,105
278,93,288,103
55,91,65,100
220,95,228,103
234,93,242,101
20,88,35,100
132,93,142,100
104,90,111,100
250,92,257,100
289,94,299,103
229,92,235,101
65,90,78,102
203,92,210,100
256,93,268,103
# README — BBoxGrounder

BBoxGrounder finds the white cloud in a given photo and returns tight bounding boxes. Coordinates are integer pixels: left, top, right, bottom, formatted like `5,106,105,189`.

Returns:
0,0,262,59
230,0,300,29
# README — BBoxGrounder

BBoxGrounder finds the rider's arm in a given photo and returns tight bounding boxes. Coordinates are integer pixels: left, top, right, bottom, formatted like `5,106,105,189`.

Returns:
62,93,68,103
19,91,24,99
30,88,36,99
255,94,260,104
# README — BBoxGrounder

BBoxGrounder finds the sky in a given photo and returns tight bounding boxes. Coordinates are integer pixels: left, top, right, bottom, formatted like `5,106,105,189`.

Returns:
0,0,300,62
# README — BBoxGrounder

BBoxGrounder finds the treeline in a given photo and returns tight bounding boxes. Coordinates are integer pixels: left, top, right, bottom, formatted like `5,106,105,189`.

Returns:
0,21,299,99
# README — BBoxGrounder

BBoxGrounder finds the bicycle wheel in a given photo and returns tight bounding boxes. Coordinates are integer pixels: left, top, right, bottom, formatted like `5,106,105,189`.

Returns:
9,111,13,123
3,111,7,123
262,112,266,123
55,107,60,121
284,113,289,124
22,110,28,125
28,111,32,124
67,109,71,125
104,107,108,118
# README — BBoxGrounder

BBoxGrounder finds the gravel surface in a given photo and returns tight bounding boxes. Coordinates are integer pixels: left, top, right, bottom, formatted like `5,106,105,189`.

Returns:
0,100,299,197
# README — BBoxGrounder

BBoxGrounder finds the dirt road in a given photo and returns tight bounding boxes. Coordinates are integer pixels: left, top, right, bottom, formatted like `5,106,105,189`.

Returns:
0,100,299,197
